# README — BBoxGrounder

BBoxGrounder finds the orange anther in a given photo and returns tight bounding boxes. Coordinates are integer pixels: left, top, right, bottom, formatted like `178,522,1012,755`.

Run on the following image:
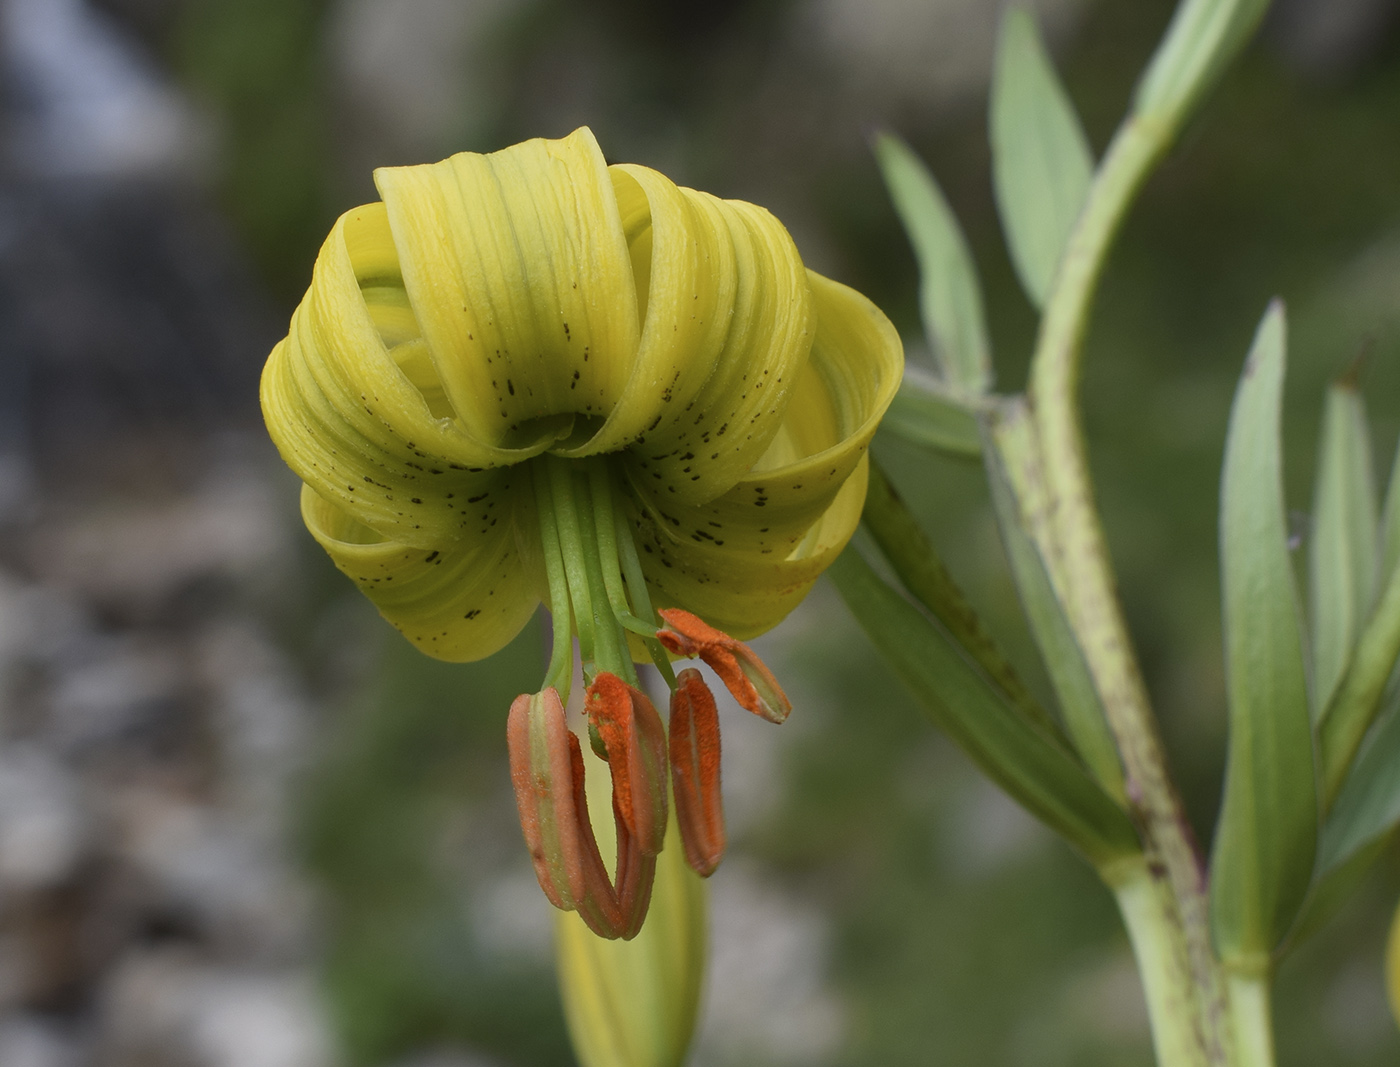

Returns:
670,668,726,877
585,673,669,857
656,608,793,724
507,685,660,940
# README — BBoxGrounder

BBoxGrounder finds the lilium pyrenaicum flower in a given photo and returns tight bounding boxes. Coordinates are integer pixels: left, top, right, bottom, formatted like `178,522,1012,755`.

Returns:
261,127,902,938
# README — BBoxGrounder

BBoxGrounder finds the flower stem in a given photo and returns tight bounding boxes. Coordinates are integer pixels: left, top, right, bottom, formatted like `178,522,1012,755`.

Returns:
1225,972,1275,1067
1028,115,1230,1062
1112,859,1219,1067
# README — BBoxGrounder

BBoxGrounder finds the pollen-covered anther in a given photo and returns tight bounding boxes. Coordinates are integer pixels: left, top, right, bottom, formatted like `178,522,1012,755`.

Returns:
669,668,726,877
585,672,669,857
506,686,659,940
656,608,793,724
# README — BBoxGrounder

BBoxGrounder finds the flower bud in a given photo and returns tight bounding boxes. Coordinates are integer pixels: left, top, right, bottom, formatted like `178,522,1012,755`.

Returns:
557,794,708,1067
1388,899,1400,1030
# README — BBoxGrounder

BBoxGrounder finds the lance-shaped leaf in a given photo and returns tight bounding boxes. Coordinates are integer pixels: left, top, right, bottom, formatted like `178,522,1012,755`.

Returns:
990,6,1094,309
1308,378,1377,717
877,367,982,459
1320,438,1400,800
1210,301,1318,969
984,399,1125,802
872,131,991,393
1133,0,1273,135
1287,830,1392,951
1319,694,1400,874
828,547,1141,871
861,457,1066,748
1380,436,1400,581
1318,564,1400,803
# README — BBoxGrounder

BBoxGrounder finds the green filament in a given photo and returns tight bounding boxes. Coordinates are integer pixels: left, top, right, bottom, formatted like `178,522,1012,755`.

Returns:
532,464,577,705
537,455,677,702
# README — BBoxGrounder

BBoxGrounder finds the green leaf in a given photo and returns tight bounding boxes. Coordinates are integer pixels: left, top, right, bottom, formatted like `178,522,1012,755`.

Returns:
1319,564,1400,803
989,7,1094,309
861,458,1064,745
876,368,982,459
872,131,992,393
1319,694,1400,873
1133,0,1272,134
1210,300,1318,970
828,547,1141,872
1309,379,1377,717
1379,435,1400,589
984,399,1126,803
1287,828,1393,951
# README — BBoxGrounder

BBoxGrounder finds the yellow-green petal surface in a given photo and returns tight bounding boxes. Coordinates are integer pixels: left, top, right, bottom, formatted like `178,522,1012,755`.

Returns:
263,127,903,658
623,272,902,637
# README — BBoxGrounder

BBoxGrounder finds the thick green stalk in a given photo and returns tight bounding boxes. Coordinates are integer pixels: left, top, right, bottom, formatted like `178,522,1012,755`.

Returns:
1027,115,1231,1064
1114,861,1216,1067
1226,973,1275,1067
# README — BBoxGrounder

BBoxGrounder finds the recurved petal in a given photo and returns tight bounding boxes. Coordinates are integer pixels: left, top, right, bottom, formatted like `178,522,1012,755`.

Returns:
374,128,642,451
263,202,560,551
612,167,816,503
626,456,868,638
301,484,541,662
548,165,735,460
620,271,901,637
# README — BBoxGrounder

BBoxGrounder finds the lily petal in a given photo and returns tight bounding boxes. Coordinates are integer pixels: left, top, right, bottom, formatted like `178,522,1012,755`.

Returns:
588,164,814,504
622,272,901,637
262,202,564,552
375,128,641,452
302,483,541,661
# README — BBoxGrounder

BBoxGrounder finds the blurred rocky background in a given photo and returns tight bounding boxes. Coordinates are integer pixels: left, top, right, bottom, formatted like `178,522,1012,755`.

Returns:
0,0,1398,1065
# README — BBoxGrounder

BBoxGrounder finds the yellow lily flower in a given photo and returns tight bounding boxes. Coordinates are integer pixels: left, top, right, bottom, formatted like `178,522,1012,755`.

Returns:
261,127,902,936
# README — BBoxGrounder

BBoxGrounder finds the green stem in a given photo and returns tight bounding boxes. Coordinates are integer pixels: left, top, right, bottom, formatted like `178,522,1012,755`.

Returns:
1113,860,1214,1067
1028,115,1229,1062
1225,973,1275,1067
